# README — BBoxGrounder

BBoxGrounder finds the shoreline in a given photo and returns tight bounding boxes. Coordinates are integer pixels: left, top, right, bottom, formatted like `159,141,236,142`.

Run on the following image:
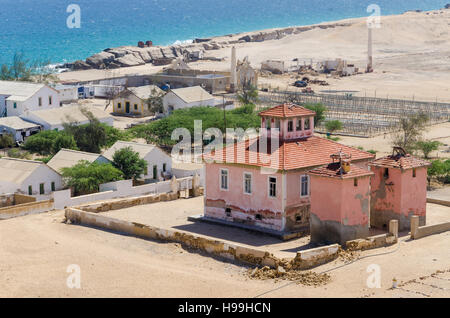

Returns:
60,7,447,71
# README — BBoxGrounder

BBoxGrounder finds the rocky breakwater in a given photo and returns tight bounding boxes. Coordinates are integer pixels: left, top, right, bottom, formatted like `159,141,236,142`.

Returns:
65,21,353,71
67,41,226,70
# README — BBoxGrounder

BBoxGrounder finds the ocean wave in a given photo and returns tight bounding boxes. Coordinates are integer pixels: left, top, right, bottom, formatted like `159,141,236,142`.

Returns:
172,39,194,45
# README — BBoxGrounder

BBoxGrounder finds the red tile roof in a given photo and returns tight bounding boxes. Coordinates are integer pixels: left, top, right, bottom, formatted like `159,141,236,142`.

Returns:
204,136,375,171
369,154,430,170
308,162,374,179
258,103,316,118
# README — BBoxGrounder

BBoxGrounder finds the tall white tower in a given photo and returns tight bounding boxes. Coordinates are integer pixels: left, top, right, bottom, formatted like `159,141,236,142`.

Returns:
367,28,373,73
230,46,237,92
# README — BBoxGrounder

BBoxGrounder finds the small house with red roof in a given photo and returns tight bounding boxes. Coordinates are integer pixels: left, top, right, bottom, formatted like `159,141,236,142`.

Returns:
369,147,431,231
202,103,375,236
308,152,374,244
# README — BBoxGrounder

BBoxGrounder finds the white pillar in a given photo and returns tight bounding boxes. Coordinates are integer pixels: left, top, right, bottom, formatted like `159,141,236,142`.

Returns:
230,46,237,92
367,28,373,72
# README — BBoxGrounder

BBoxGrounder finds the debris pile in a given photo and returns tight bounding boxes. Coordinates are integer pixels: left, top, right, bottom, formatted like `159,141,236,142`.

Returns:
247,266,331,286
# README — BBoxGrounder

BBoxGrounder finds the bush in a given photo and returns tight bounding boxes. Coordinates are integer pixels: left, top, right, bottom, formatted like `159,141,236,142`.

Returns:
52,134,78,154
61,161,124,196
22,130,59,155
428,159,450,183
7,148,32,160
416,140,442,159
130,105,261,147
303,103,327,126
0,133,15,148
112,147,148,180
325,120,343,134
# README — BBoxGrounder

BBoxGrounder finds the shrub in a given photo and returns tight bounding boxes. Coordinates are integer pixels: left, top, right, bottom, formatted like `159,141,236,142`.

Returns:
61,161,124,196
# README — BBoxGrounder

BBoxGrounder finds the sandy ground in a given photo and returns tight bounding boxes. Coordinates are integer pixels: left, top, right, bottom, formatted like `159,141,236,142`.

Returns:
100,197,449,257
0,196,448,298
59,10,450,103
337,121,450,159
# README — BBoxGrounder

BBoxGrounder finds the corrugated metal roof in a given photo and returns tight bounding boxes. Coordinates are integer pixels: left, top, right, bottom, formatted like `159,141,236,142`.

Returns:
0,158,46,185
170,86,214,103
24,105,112,126
0,116,40,130
0,81,46,101
47,149,104,172
102,141,157,161
127,85,163,100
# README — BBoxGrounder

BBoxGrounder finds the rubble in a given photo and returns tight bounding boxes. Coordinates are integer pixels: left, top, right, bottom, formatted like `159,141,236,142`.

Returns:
247,266,331,286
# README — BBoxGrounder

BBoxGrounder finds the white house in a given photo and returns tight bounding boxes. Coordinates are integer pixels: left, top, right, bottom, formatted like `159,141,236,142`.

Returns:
47,148,109,173
53,84,78,105
20,105,114,131
0,116,42,143
113,85,164,117
0,81,60,117
102,141,172,181
0,158,63,197
162,86,216,114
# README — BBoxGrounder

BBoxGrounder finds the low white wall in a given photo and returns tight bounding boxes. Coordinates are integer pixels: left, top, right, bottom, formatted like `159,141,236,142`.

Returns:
53,177,194,210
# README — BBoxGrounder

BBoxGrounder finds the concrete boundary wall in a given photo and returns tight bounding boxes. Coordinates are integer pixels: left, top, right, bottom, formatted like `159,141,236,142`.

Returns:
65,207,340,270
0,200,54,220
346,220,398,251
411,215,450,240
427,198,450,207
53,177,195,210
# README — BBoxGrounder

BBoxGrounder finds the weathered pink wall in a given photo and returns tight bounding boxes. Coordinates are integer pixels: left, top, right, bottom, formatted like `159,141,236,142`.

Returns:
310,176,371,226
261,116,314,140
370,165,428,229
310,177,342,222
400,167,427,218
204,163,284,230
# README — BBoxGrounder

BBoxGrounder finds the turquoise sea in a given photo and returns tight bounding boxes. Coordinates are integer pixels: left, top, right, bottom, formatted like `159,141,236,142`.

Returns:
0,0,447,65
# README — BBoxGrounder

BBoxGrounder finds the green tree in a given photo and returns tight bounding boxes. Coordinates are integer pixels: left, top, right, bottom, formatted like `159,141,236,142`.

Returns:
52,134,78,154
392,113,429,154
112,147,148,180
0,52,58,83
415,140,442,159
146,88,165,114
61,161,123,196
63,108,107,153
325,120,343,135
0,133,15,148
303,103,327,126
22,130,60,155
237,82,259,105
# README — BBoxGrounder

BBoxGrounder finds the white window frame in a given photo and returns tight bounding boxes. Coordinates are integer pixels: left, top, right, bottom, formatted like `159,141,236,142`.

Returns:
220,168,229,191
300,174,310,198
268,176,277,198
243,172,252,195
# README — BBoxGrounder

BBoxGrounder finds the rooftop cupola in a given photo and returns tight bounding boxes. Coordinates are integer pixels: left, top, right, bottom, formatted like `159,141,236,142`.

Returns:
258,103,316,141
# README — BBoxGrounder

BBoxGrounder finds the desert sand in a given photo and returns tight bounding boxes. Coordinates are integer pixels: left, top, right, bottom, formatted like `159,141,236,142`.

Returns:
59,10,450,103
0,197,449,298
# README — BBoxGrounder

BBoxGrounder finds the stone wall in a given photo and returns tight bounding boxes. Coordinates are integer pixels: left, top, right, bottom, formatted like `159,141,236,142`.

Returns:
0,200,54,220
65,207,341,271
410,215,450,240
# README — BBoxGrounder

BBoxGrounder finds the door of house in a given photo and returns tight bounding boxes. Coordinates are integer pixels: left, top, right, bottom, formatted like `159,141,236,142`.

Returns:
125,102,130,113
153,165,157,179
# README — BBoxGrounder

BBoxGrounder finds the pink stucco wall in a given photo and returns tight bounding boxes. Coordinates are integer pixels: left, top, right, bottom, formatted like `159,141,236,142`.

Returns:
261,116,314,140
310,176,371,226
370,165,428,229
204,163,284,230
